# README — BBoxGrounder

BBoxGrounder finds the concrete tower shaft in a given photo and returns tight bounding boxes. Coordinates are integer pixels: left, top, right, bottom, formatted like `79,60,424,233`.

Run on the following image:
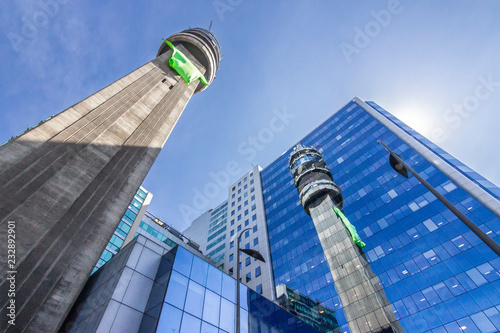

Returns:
0,28,220,332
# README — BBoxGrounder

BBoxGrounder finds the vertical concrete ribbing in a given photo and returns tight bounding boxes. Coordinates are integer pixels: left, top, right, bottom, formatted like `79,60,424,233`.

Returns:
0,35,213,332
0,62,157,171
0,65,168,272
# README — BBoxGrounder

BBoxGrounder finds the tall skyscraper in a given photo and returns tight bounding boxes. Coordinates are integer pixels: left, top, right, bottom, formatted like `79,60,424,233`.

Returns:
289,144,402,332
0,28,221,332
262,97,500,332
183,166,276,301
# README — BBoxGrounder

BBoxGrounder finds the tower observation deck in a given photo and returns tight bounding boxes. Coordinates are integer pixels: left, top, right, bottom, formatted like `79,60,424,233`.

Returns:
289,143,343,214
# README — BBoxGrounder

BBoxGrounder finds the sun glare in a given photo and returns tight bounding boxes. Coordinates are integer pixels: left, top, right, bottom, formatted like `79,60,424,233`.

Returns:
396,107,433,137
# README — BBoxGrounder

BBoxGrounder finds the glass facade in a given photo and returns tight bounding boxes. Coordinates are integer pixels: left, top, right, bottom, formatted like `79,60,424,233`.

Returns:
136,216,178,248
207,202,229,265
261,100,500,332
92,186,149,274
276,284,339,333
148,246,321,333
369,102,500,201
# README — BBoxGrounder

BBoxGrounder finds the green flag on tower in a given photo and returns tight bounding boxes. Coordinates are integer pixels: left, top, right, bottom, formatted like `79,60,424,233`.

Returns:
163,39,209,85
333,206,366,248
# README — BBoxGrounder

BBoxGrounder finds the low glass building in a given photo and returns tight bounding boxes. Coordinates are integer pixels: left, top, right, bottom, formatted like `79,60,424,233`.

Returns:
152,246,320,333
63,234,321,333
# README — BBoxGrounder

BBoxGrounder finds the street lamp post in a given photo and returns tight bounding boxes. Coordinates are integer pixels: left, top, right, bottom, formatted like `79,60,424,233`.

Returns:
235,227,266,333
378,140,500,257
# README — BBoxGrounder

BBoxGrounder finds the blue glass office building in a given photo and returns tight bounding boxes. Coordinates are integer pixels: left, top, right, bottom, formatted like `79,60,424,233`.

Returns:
92,187,150,274
261,98,500,332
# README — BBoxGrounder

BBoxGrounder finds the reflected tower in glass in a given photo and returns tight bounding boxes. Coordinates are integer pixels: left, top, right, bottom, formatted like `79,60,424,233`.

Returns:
262,97,500,332
289,144,402,332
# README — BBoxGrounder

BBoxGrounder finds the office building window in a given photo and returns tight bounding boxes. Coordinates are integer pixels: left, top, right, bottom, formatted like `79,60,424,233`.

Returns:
256,284,262,294
254,237,259,246
229,254,233,262
255,266,261,277
246,257,250,266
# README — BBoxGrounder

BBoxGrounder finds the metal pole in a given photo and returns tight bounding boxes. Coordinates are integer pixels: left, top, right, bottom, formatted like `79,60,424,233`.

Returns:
236,233,240,333
236,227,252,333
378,140,500,257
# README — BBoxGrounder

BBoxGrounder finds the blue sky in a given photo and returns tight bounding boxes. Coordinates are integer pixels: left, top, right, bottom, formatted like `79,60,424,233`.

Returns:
1,1,499,231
